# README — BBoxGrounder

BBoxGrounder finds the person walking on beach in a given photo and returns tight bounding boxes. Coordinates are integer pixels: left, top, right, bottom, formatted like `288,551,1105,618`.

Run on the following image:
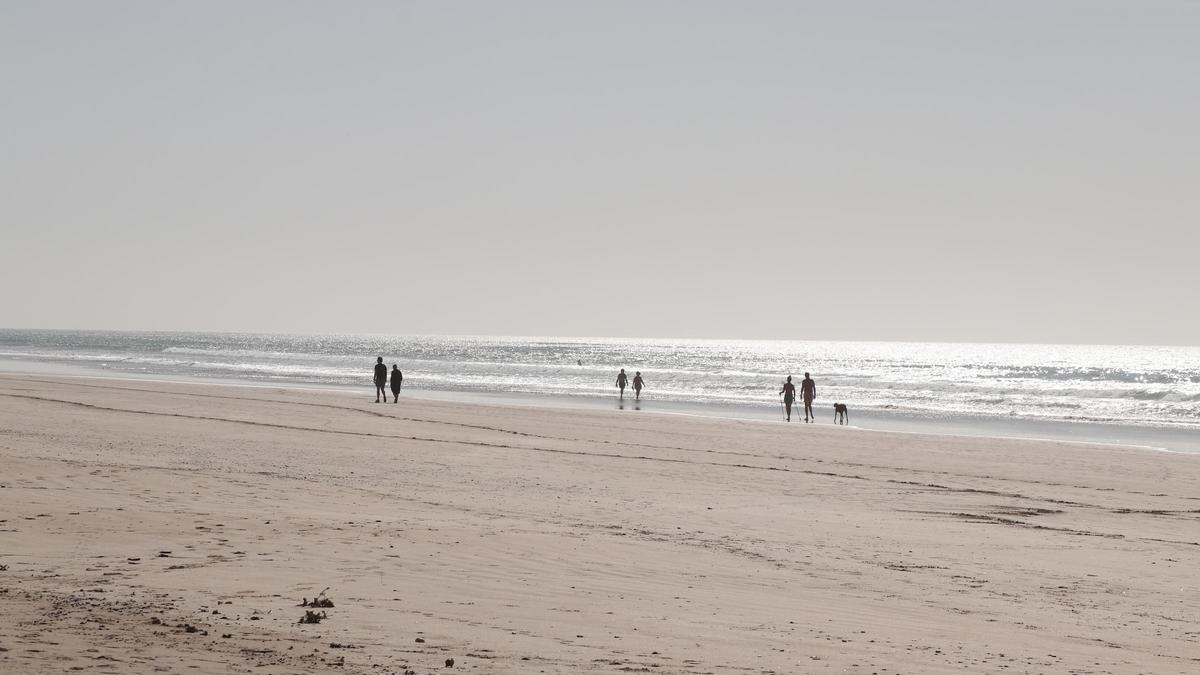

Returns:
780,376,796,422
632,372,644,400
616,369,628,398
390,364,403,403
373,357,388,403
801,372,817,423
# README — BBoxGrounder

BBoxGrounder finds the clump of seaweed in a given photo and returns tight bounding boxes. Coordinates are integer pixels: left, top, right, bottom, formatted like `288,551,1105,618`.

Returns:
299,610,327,624
300,587,335,608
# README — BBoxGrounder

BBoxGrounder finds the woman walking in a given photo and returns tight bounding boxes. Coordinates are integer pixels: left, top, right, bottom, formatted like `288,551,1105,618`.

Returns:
390,364,403,403
780,376,796,422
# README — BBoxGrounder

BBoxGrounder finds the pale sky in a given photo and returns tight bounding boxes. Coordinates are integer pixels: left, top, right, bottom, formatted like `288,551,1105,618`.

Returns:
2,1,1197,344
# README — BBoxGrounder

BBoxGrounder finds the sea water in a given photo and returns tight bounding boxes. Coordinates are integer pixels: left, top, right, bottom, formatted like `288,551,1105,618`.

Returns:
2,330,1198,447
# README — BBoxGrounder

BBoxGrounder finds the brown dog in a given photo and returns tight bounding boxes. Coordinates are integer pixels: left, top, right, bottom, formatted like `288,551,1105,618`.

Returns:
833,403,849,425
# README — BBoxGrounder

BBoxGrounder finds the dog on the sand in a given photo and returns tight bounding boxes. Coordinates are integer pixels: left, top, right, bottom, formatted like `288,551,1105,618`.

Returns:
833,403,849,425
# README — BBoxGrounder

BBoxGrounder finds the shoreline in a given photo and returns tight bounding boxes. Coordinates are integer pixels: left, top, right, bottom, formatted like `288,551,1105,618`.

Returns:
3,358,1196,453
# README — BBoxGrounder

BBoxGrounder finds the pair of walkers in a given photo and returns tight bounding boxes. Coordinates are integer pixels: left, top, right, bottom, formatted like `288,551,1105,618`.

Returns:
780,372,816,423
615,368,645,400
373,357,404,403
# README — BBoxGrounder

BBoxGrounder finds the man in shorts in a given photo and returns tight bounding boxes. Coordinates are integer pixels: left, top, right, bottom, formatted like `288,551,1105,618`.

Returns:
373,357,388,403
801,372,817,423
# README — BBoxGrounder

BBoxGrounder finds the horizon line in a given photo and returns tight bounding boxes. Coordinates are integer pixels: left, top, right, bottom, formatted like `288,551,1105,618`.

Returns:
2,326,1197,350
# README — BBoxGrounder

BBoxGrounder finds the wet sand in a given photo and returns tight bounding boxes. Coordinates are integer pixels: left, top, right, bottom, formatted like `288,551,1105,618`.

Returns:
2,374,1199,673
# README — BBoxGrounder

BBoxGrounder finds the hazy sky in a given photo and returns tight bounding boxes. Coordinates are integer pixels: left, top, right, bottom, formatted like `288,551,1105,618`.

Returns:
2,1,1197,344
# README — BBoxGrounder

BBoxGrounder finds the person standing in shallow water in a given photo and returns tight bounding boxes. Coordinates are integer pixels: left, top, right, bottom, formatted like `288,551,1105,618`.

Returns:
390,364,403,403
780,376,796,422
615,369,628,398
373,357,388,403
632,372,644,400
801,372,817,423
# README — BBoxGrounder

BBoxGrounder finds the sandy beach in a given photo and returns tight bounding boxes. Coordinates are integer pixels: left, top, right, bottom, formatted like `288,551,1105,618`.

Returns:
2,374,1199,674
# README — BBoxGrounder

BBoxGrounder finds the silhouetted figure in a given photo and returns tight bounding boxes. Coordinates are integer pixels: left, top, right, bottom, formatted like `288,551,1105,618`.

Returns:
390,365,403,403
373,357,388,403
780,376,796,422
632,372,644,400
833,403,849,425
801,372,817,423
615,369,628,398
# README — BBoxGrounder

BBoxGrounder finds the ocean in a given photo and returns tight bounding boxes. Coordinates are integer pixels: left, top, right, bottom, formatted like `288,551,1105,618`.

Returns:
2,329,1198,450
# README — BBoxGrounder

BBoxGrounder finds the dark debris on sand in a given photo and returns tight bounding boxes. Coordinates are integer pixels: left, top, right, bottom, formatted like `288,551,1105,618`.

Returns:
300,587,335,608
298,610,327,624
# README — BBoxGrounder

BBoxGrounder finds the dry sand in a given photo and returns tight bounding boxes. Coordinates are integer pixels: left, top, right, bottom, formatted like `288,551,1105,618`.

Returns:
1,374,1199,674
